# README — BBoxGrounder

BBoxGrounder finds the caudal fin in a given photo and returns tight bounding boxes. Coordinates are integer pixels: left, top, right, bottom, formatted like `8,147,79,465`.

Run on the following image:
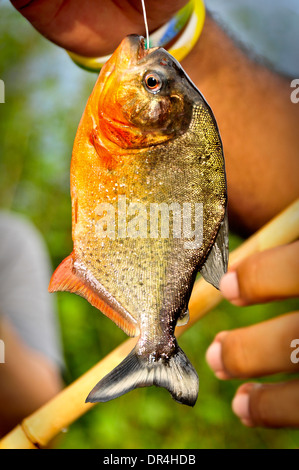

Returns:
86,342,199,406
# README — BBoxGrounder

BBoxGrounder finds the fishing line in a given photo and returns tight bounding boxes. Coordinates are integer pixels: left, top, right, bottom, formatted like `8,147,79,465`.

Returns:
140,0,150,49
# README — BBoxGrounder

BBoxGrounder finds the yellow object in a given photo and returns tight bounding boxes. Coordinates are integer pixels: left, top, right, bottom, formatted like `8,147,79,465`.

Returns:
168,0,205,63
67,0,205,72
0,425,38,449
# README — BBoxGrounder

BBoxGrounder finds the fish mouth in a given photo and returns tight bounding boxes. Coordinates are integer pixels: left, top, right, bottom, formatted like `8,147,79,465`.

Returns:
118,34,159,65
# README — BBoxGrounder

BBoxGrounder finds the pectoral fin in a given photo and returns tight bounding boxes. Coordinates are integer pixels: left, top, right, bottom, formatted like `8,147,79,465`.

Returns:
49,254,139,337
177,308,189,327
200,211,229,289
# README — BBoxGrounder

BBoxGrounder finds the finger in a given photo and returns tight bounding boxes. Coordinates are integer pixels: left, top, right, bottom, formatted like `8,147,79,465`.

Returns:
220,241,299,305
206,312,299,379
232,380,299,428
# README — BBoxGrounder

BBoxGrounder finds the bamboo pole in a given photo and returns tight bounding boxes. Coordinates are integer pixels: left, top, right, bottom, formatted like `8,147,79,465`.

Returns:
0,425,38,449
0,199,298,449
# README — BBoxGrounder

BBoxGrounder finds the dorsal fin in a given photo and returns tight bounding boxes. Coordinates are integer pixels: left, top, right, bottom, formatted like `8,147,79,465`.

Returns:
49,254,139,337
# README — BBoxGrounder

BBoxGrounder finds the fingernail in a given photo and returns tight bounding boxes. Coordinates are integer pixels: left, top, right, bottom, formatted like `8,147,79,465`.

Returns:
206,340,230,379
232,391,254,427
220,271,240,302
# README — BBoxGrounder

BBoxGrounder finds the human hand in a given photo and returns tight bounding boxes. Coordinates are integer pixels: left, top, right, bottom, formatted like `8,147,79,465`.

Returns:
206,241,299,428
10,0,188,56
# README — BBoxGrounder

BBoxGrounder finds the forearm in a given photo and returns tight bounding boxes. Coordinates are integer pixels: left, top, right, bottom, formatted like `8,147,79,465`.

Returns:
0,317,62,436
182,14,299,235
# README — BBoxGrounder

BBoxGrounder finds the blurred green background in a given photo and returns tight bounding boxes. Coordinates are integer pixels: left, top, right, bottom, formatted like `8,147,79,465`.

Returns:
1,1,298,449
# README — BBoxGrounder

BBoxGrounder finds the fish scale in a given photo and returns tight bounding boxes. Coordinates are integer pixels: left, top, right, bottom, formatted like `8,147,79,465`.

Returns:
75,112,224,330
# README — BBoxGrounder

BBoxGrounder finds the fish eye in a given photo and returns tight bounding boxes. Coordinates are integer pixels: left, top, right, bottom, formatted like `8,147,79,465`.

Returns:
143,72,163,93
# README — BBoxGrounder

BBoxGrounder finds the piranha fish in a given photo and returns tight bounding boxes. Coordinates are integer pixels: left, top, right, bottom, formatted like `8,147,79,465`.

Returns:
49,35,228,407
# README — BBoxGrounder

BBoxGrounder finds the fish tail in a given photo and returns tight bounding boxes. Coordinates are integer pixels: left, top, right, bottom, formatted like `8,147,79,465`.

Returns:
86,341,199,407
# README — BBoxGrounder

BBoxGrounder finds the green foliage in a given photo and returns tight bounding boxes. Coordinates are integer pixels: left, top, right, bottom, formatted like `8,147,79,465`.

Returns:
1,2,298,449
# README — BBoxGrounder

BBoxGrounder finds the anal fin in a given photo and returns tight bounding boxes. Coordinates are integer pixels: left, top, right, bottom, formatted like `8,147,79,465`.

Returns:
49,254,139,337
